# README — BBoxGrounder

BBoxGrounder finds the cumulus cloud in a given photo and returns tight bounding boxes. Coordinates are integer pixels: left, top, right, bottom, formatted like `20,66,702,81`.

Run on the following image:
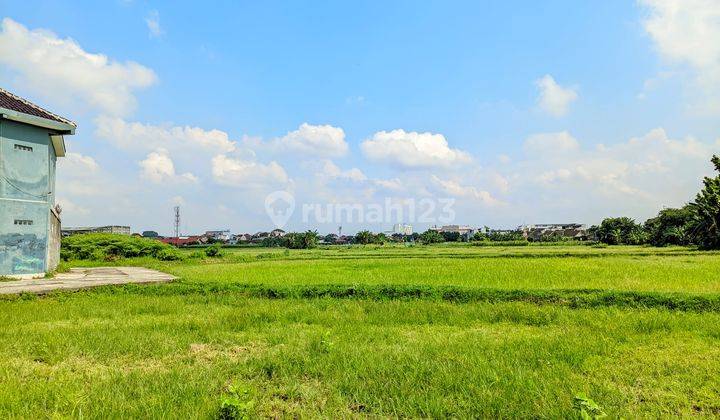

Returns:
95,116,237,155
431,175,503,206
0,18,156,116
211,155,289,188
145,10,163,38
535,75,578,117
361,129,472,169
60,152,100,175
246,123,348,158
517,128,719,207
523,131,580,155
640,0,720,111
139,149,198,184
641,0,720,83
319,160,367,182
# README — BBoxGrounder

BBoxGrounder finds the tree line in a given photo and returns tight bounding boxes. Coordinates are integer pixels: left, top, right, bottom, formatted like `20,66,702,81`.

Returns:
591,155,720,249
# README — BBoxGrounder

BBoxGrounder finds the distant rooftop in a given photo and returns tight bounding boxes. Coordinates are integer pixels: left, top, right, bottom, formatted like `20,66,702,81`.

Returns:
0,87,76,127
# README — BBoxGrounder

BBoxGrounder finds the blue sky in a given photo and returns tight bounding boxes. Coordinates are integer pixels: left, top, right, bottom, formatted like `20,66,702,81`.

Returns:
1,0,719,235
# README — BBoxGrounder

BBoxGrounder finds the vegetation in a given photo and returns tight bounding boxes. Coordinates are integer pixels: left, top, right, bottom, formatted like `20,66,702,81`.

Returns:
688,155,720,250
644,206,693,246
4,243,720,417
60,233,183,261
283,230,319,249
590,217,646,245
419,229,444,244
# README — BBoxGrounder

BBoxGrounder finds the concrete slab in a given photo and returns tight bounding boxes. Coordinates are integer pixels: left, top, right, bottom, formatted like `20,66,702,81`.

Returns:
0,267,176,295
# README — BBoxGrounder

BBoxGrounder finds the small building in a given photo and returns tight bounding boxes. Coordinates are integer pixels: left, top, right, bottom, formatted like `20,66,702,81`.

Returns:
62,225,131,237
0,88,76,277
205,230,231,242
392,223,413,235
519,223,588,242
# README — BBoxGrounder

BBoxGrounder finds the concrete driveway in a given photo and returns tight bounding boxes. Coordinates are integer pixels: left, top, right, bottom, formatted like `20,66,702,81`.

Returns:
0,267,176,295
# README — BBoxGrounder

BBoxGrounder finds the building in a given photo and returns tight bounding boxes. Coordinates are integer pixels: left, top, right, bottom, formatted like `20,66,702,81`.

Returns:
0,88,76,277
519,223,588,241
392,223,413,235
158,236,204,247
429,224,475,235
62,226,131,237
205,230,231,242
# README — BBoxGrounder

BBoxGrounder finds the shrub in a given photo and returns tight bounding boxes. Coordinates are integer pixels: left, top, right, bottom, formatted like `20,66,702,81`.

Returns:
204,243,224,257
61,233,183,261
419,230,444,244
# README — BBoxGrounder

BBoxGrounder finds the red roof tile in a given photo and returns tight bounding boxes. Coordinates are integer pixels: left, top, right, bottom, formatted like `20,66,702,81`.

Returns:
0,87,75,127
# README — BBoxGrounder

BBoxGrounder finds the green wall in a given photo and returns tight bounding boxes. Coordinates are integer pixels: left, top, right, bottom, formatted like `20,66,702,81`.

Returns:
0,119,55,275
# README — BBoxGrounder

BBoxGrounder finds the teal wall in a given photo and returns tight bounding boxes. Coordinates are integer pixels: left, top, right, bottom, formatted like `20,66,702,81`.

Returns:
0,119,55,275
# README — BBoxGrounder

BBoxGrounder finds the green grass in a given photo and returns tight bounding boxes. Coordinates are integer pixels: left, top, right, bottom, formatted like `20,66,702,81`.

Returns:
3,243,720,417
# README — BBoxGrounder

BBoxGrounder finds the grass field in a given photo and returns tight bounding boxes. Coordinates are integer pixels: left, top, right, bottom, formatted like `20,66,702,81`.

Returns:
2,244,720,417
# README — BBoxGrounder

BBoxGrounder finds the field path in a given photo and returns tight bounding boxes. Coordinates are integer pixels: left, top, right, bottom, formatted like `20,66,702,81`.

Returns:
0,267,175,295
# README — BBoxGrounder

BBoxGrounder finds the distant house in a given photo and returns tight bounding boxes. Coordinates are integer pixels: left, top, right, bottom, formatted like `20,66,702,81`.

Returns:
235,233,252,243
429,224,475,235
270,229,286,238
158,236,203,247
62,225,131,237
205,230,231,242
0,88,76,277
520,224,588,241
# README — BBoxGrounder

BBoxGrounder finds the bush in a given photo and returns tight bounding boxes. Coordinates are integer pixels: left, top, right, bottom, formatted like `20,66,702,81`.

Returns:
204,243,224,257
283,231,319,249
61,233,183,261
419,230,444,244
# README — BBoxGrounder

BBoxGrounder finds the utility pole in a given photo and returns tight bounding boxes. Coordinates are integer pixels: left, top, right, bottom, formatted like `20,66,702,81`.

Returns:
173,206,181,246
338,225,342,238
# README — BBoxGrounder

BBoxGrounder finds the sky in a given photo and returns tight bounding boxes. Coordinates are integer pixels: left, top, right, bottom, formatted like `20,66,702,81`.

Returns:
1,0,720,235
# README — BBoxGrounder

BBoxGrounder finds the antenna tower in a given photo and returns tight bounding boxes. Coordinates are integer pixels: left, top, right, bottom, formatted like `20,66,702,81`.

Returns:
173,206,181,245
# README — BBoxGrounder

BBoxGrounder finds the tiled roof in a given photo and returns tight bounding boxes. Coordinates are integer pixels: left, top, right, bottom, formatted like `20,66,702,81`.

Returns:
0,87,76,127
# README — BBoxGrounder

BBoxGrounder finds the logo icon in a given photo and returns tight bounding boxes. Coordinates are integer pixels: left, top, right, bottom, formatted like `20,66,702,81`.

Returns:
265,191,295,229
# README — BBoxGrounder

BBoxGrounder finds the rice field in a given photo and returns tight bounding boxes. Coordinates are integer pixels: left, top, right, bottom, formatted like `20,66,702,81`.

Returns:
1,244,720,417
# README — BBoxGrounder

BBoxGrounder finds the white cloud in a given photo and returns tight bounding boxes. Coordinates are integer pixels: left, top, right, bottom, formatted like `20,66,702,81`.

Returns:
0,18,156,116
641,0,720,84
523,131,580,155
373,178,403,191
319,160,367,182
517,128,718,207
211,155,289,188
431,175,503,206
60,152,100,175
139,149,198,184
247,123,348,158
145,10,163,38
361,129,472,169
56,198,90,216
535,75,578,117
95,116,237,155
640,0,720,112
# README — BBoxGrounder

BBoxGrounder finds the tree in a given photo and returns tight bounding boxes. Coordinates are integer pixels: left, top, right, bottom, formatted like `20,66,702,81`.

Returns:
688,155,720,249
283,231,318,249
644,206,693,246
441,231,461,242
419,230,444,244
355,230,375,245
595,217,645,245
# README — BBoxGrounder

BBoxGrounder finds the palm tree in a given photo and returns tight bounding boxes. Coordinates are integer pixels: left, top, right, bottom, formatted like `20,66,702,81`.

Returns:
688,155,720,249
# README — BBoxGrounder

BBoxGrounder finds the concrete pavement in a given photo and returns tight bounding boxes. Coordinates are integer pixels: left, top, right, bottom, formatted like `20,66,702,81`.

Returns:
0,267,175,295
